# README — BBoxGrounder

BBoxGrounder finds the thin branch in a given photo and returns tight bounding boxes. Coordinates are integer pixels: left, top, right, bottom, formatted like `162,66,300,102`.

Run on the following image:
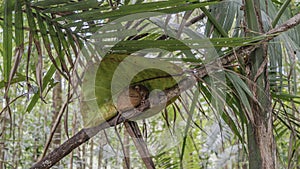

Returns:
38,97,70,160
185,13,206,27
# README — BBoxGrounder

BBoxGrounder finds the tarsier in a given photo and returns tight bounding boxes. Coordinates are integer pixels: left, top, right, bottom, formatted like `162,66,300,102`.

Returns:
116,84,149,112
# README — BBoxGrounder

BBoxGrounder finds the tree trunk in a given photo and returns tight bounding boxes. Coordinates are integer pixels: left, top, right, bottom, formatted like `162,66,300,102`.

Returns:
89,139,94,168
244,0,276,168
98,141,103,169
51,72,62,168
123,127,131,169
0,95,9,169
69,112,76,169
0,112,7,169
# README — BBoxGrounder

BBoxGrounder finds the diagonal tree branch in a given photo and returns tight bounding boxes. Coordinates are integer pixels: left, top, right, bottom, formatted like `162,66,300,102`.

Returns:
30,12,300,169
124,121,156,169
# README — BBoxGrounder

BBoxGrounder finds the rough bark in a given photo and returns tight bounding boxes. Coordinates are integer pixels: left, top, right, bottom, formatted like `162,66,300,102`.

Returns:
246,46,276,169
243,1,278,168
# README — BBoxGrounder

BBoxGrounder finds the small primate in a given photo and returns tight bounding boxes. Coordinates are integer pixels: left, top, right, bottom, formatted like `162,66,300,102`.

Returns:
116,84,149,112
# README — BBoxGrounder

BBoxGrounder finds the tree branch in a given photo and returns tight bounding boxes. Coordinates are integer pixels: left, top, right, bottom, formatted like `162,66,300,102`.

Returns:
30,12,300,169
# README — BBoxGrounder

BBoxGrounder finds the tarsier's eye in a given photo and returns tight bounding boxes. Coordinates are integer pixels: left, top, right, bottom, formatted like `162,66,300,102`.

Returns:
134,85,140,91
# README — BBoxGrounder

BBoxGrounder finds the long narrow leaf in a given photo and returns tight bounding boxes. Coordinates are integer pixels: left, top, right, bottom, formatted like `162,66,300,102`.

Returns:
55,0,219,23
36,13,68,79
26,2,44,99
26,62,57,113
15,0,24,47
3,0,13,83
